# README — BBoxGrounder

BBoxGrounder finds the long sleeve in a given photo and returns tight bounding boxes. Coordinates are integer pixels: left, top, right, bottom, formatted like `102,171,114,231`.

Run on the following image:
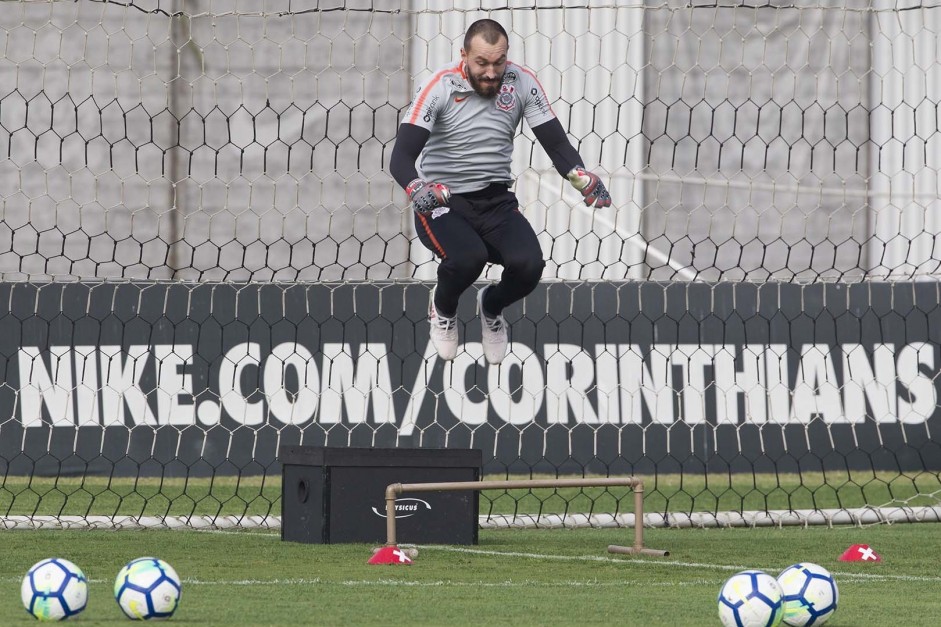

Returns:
389,122,431,189
531,118,584,177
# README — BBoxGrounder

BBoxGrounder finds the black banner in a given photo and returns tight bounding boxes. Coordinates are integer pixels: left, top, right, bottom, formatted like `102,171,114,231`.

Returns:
0,281,938,476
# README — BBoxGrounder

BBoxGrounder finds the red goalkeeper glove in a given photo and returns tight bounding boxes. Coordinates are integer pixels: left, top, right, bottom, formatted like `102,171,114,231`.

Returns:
567,167,612,208
406,178,451,214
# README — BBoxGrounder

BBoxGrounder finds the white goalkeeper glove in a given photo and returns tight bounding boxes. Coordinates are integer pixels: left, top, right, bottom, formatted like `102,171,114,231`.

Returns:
567,167,611,208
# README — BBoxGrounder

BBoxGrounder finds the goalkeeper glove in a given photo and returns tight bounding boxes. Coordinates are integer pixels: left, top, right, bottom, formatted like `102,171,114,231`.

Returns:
567,167,611,208
406,178,451,214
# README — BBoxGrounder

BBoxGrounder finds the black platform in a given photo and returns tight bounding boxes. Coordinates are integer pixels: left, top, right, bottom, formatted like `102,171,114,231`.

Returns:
279,446,482,545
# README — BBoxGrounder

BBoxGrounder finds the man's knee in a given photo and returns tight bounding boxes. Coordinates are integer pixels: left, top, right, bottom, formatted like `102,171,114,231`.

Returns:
443,249,488,282
509,254,545,288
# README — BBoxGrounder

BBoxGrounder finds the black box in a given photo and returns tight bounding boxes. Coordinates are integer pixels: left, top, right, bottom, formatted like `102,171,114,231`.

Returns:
280,446,481,545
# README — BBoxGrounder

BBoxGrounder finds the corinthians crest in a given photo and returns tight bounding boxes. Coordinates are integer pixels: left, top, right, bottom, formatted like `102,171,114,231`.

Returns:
496,84,516,111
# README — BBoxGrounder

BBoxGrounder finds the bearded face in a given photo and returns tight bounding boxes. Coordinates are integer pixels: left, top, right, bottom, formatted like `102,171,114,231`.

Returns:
467,63,504,98
462,35,508,99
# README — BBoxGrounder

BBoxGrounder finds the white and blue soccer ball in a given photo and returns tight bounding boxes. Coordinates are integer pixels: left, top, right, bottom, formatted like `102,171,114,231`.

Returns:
776,562,839,626
718,569,784,627
114,557,182,620
20,558,88,621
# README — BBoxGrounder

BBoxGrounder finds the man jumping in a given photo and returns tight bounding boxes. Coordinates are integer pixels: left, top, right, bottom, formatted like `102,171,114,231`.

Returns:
389,18,611,365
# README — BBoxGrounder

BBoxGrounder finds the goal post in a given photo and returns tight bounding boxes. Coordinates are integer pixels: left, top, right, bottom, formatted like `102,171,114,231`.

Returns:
0,1,940,534
383,477,669,557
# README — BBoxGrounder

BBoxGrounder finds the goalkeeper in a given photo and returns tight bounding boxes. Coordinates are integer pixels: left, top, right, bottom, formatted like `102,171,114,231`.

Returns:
389,18,611,365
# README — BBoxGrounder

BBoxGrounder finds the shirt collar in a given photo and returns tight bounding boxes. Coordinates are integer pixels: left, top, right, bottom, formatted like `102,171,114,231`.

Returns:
449,62,471,92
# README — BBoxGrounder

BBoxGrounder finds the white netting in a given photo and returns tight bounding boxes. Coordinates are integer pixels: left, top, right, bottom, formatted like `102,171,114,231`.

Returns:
1,1,940,281
1,1,940,531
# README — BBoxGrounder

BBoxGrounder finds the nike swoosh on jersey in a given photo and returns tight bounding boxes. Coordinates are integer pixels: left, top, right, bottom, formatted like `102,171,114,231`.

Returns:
454,95,469,102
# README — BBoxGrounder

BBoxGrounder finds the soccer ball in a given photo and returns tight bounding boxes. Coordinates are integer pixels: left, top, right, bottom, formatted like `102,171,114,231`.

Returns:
718,570,784,627
114,557,182,620
776,562,839,626
20,558,88,621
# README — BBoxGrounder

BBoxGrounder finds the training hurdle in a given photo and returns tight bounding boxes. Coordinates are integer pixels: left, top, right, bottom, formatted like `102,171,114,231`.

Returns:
383,477,669,557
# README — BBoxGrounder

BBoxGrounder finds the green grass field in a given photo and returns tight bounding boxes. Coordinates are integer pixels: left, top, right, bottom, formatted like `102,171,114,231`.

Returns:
3,524,941,625
3,473,940,624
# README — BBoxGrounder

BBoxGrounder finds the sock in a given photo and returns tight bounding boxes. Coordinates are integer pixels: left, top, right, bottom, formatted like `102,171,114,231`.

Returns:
433,294,457,318
482,286,502,317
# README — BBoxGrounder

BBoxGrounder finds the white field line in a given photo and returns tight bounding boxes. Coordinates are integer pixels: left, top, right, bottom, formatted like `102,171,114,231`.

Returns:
189,528,280,537
353,579,725,587
421,546,941,584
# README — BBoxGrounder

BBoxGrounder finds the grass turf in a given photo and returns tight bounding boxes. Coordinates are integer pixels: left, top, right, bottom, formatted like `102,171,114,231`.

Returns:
2,524,940,625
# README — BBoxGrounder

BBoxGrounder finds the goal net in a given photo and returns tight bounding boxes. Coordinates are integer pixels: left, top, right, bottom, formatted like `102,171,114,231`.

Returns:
1,0,940,530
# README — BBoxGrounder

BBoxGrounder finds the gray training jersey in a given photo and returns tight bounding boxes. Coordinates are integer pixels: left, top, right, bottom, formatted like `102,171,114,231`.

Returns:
403,60,556,194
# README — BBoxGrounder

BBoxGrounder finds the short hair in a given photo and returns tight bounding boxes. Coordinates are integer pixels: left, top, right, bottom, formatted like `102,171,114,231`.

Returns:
463,19,509,52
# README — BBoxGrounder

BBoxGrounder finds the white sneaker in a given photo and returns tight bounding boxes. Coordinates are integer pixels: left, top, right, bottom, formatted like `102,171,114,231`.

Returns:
428,287,458,361
477,285,508,365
